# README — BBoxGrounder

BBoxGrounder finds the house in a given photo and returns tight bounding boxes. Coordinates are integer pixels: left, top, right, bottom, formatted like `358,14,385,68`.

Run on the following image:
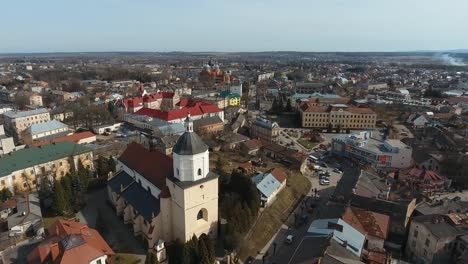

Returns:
250,118,280,142
6,193,43,237
92,123,122,135
2,108,50,141
27,219,114,264
107,116,218,255
396,168,448,195
262,142,308,173
407,113,431,128
405,214,467,264
193,116,224,135
307,218,366,257
240,139,263,156
251,168,287,207
342,207,390,254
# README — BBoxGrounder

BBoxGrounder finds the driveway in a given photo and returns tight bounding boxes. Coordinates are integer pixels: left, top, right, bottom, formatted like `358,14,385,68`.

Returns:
77,188,146,261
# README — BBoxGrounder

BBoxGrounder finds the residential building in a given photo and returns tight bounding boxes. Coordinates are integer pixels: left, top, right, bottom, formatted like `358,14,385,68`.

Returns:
250,118,280,142
27,219,114,264
50,107,74,121
0,125,15,155
291,92,342,107
252,168,287,207
219,90,241,106
32,131,97,146
22,119,69,145
307,218,366,257
49,90,75,102
295,82,328,94
332,131,413,169
262,142,308,174
107,116,218,253
341,206,390,254
193,116,224,135
406,214,466,264
0,88,16,103
92,123,122,135
299,104,376,130
241,139,263,156
302,96,351,107
395,168,448,195
122,90,181,113
5,193,43,237
407,113,431,128
2,108,50,141
0,141,94,193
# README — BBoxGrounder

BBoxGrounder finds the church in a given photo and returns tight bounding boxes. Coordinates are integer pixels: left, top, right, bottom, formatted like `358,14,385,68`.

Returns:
107,115,218,256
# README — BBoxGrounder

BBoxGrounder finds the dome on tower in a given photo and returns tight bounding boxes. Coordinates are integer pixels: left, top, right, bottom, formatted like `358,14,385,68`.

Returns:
172,115,208,155
172,132,208,155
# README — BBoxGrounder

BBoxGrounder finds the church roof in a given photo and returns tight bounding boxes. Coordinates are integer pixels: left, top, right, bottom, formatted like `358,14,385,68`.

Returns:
172,131,208,155
118,142,173,189
120,182,161,221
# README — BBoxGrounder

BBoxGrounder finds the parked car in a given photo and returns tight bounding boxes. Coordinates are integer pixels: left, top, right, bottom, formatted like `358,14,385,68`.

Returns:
333,168,342,174
320,179,330,185
285,235,294,244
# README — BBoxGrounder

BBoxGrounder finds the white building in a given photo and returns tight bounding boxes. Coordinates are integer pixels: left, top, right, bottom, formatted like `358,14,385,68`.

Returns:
331,131,413,169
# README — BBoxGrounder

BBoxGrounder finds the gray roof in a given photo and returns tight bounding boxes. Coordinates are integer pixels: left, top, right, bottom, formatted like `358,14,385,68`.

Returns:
108,170,134,193
120,182,160,221
29,120,68,135
3,108,48,119
412,215,463,238
252,173,282,199
172,131,208,155
7,193,42,229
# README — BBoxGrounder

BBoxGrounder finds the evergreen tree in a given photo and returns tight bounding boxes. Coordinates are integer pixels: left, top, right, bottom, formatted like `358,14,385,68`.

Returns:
52,180,69,215
285,98,292,112
0,188,13,202
199,234,215,263
145,249,160,264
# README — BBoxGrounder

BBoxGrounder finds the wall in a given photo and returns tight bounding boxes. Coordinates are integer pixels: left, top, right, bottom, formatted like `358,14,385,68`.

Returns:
173,151,209,182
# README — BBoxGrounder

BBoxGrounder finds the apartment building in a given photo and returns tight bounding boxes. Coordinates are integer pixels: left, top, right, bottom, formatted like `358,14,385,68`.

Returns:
28,93,43,107
2,108,50,141
250,118,280,142
22,120,69,145
332,131,413,169
299,103,376,130
0,141,94,193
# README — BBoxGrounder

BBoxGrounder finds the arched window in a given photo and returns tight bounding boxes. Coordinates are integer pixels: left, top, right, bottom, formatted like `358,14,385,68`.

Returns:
177,168,179,176
197,208,208,221
198,168,202,176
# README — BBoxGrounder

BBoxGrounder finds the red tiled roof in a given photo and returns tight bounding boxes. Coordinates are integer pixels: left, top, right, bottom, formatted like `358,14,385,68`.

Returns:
270,168,287,183
242,139,263,150
27,219,114,264
118,142,173,189
342,206,390,240
239,161,254,171
32,132,96,147
135,100,222,121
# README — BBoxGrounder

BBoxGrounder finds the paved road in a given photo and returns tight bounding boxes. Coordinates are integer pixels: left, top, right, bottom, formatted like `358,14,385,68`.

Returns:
254,160,360,264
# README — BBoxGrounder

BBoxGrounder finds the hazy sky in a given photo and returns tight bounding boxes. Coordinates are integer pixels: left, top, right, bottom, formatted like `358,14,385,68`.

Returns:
1,0,467,53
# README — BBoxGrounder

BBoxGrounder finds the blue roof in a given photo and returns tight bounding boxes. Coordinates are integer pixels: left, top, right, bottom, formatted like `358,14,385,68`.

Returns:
108,171,134,193
253,118,279,130
120,182,160,221
29,120,68,135
253,173,281,199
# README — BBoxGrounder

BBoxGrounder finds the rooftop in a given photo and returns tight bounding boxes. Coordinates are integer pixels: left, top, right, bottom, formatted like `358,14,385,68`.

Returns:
3,108,48,119
0,141,91,177
28,120,68,135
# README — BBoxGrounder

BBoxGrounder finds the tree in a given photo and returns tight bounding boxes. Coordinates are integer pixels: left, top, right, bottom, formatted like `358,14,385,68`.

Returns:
215,154,227,176
285,98,292,112
52,180,70,215
15,94,29,109
0,188,13,202
145,249,160,264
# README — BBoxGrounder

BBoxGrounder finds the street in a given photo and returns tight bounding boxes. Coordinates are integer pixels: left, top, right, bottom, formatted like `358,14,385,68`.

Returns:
253,158,360,264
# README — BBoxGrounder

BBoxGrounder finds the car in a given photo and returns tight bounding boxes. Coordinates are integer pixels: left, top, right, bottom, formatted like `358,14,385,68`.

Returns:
320,179,330,185
285,235,294,244
333,168,342,174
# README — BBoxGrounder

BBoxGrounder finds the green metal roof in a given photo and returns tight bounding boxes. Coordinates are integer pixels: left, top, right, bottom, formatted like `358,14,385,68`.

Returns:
0,141,92,177
219,90,241,99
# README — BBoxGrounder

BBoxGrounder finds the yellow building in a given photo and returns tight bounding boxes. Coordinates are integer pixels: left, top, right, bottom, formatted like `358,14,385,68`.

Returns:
0,141,94,193
299,103,377,130
219,90,241,106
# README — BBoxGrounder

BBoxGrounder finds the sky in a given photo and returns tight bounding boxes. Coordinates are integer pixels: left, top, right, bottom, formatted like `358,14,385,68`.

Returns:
1,0,468,53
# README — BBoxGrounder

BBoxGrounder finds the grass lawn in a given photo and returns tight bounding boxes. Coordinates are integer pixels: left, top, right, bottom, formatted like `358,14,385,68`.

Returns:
297,138,317,150
237,171,311,260
112,253,142,264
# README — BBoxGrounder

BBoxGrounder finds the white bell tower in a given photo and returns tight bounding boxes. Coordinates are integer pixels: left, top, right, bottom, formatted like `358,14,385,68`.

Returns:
172,114,209,182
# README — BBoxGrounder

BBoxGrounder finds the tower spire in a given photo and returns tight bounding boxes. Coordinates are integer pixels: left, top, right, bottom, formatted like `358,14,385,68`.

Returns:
185,113,193,132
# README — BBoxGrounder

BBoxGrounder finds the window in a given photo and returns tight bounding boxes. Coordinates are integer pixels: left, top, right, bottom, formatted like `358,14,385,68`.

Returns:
197,208,208,221
414,230,418,238
96,259,102,264
177,168,179,176
0,180,4,185
425,238,430,247
198,168,202,176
